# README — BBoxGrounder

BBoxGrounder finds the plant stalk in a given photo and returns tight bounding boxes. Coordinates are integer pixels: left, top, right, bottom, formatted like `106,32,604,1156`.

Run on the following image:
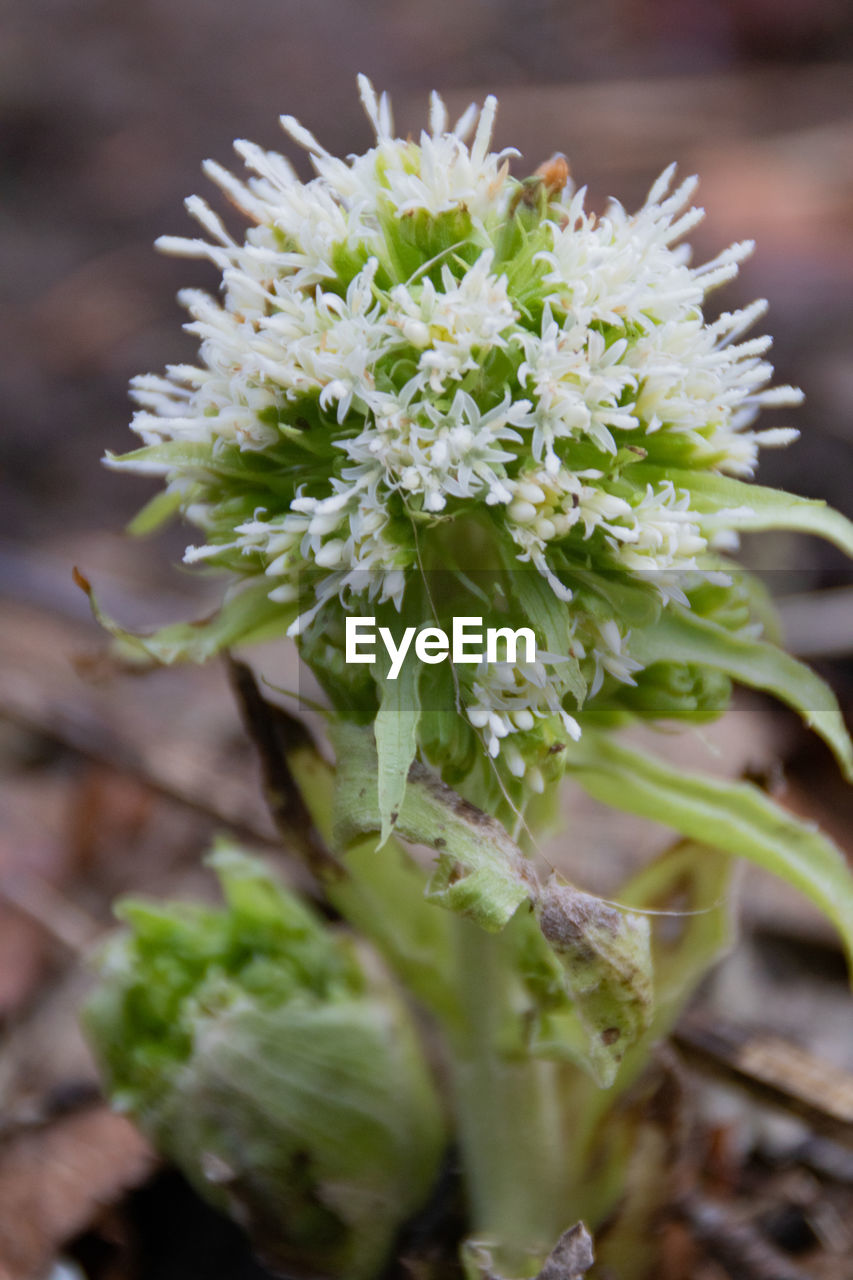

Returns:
449,916,570,1276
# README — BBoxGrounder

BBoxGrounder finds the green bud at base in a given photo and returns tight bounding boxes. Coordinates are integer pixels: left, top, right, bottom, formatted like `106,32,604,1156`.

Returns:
84,844,445,1280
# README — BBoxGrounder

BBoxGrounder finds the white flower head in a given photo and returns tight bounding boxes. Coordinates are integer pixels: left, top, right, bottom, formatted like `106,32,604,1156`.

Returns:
110,77,807,783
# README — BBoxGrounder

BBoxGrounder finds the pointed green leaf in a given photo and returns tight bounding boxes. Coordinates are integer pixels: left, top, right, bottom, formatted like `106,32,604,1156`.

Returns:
332,722,533,931
640,467,853,559
126,487,185,537
629,607,853,781
563,732,853,972
507,565,586,706
375,660,421,848
77,572,294,664
285,742,459,1024
104,441,215,475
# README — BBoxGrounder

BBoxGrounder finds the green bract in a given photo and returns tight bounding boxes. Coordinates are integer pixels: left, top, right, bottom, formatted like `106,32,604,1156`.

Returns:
84,846,445,1280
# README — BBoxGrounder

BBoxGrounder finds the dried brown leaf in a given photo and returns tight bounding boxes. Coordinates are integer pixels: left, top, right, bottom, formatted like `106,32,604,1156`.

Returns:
0,1106,154,1280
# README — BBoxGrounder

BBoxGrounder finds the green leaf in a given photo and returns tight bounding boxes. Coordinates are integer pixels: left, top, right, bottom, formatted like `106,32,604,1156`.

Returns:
105,441,215,474
618,841,734,1035
332,723,654,1080
506,565,586,706
332,722,532,931
568,566,662,630
225,672,459,1024
107,440,297,495
526,885,654,1086
629,607,853,781
76,571,294,664
640,467,853,559
375,659,421,848
563,731,853,972
126,487,185,537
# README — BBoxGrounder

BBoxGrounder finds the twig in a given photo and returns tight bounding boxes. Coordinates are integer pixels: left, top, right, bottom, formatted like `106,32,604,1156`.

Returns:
674,1195,814,1280
0,876,102,955
0,1083,105,1145
674,1015,853,1149
0,607,279,847
225,657,342,879
792,1136,853,1185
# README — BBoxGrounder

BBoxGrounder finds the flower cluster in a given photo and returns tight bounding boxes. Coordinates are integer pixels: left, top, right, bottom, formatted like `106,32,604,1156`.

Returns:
110,77,805,793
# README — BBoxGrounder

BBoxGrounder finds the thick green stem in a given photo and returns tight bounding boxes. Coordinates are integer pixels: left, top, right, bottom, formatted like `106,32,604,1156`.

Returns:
268,711,725,1275
286,741,460,1024
449,917,570,1276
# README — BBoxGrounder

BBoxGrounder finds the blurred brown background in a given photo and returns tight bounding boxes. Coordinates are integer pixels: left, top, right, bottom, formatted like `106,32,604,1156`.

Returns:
3,7,853,1278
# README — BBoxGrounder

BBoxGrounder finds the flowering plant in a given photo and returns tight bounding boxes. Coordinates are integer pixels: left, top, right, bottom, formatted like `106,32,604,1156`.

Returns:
85,79,853,1279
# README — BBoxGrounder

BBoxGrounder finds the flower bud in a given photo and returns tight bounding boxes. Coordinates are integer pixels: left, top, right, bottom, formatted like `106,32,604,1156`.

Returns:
616,661,732,722
84,845,445,1279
